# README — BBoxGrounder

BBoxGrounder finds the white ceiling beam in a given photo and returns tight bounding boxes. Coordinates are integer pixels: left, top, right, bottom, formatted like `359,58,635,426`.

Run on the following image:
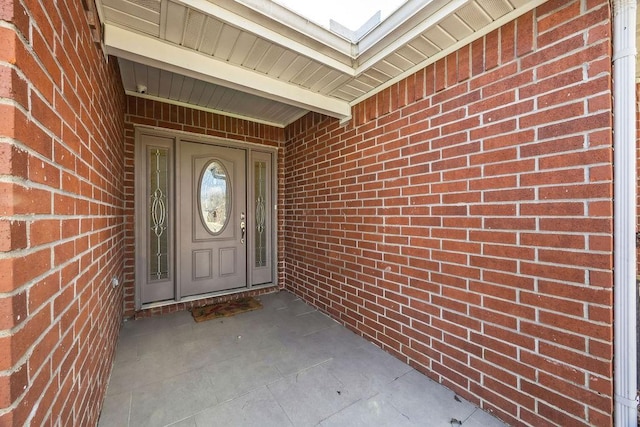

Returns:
356,0,468,73
104,24,352,121
232,0,353,51
356,0,547,73
173,0,355,75
356,0,451,54
350,0,548,106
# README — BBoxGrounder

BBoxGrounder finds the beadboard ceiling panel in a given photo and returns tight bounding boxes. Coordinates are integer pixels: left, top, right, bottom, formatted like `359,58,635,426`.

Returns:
480,0,515,20
99,0,547,127
439,14,474,41
456,2,494,31
118,58,307,126
102,3,159,36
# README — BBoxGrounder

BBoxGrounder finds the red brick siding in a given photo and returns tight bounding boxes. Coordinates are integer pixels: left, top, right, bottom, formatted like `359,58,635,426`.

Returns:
122,98,286,317
284,1,613,426
0,0,125,425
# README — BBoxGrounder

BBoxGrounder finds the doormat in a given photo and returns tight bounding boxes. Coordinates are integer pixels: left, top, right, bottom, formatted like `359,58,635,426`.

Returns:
191,297,262,323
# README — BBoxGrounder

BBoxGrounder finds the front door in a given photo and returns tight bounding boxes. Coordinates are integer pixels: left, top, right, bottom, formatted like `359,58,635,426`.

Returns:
135,129,275,309
179,141,247,297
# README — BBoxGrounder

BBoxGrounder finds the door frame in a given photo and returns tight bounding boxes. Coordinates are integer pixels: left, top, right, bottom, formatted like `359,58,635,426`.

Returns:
134,126,279,310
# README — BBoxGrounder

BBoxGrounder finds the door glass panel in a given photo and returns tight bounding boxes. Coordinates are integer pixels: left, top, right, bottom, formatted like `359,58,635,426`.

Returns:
199,160,230,234
149,148,169,281
255,161,267,267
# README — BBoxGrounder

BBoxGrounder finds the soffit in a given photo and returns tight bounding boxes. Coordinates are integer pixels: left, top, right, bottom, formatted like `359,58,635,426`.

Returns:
98,0,542,127
637,6,640,81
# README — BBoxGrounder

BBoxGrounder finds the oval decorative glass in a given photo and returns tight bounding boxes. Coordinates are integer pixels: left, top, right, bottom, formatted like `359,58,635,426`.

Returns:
198,160,231,235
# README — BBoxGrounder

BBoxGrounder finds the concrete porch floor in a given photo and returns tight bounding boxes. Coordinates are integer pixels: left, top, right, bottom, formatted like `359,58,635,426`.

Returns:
98,291,507,426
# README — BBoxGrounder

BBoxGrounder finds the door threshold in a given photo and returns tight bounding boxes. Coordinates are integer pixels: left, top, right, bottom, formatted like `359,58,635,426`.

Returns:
135,284,279,318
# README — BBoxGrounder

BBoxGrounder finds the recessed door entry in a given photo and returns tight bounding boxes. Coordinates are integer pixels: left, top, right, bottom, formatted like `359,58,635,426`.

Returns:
135,130,275,308
179,142,246,296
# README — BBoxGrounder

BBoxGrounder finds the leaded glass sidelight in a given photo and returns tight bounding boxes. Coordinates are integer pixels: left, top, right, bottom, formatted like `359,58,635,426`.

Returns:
149,148,169,281
254,161,267,267
199,160,231,235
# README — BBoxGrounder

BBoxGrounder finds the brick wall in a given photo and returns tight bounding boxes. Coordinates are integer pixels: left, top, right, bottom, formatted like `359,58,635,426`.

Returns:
284,1,614,425
123,98,286,317
0,0,125,425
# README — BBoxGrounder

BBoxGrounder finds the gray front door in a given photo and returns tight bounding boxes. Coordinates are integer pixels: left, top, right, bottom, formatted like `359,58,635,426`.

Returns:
179,141,247,297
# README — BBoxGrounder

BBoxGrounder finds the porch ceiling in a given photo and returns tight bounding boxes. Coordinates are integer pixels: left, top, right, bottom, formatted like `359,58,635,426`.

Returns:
98,0,542,128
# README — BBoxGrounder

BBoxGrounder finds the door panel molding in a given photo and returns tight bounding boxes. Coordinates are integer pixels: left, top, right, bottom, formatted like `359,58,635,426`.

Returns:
193,249,213,280
191,154,237,242
219,248,238,276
